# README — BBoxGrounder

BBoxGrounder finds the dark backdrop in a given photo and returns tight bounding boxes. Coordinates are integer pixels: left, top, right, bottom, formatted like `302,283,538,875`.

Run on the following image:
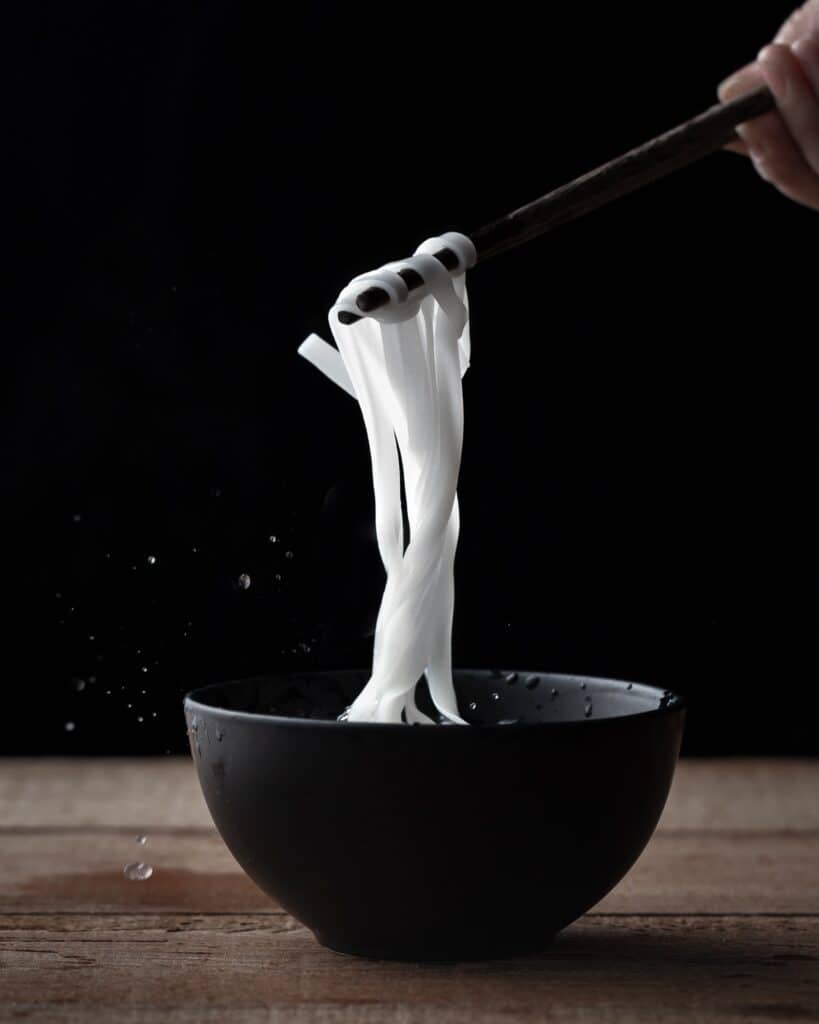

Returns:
4,0,816,754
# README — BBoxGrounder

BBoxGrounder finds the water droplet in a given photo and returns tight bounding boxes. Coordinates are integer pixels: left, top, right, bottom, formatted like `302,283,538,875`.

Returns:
525,676,540,690
584,704,593,718
136,835,147,845
580,681,586,690
72,513,82,523
137,716,144,723
88,634,95,642
147,555,157,565
491,692,500,700
211,487,222,498
123,862,153,881
550,687,559,698
75,679,86,692
285,550,294,560
192,547,198,554
55,592,62,599
64,721,75,732
274,573,282,582
269,535,278,543
141,666,148,673
468,701,477,711
215,727,224,741
626,682,633,690
498,718,519,725
504,672,518,684
237,573,251,590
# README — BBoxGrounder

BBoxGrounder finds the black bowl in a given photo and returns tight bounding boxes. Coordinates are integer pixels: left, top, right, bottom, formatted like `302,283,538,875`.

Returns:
184,670,685,961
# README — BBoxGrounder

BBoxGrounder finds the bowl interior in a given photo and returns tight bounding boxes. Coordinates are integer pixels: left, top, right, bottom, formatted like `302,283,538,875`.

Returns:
187,670,683,726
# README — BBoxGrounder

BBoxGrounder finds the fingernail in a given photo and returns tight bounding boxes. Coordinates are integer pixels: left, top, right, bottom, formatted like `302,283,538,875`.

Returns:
758,46,788,99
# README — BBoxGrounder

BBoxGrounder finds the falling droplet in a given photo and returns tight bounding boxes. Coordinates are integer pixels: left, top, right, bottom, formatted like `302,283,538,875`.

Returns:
75,679,86,692
468,701,477,711
491,692,500,701
64,721,75,732
550,687,559,698
237,573,251,590
626,682,633,690
141,666,148,673
269,535,278,543
580,682,586,690
88,634,95,642
136,835,147,845
147,555,157,565
285,550,294,560
137,716,144,723
72,513,82,523
215,727,224,741
123,862,153,881
584,704,593,718
274,573,282,582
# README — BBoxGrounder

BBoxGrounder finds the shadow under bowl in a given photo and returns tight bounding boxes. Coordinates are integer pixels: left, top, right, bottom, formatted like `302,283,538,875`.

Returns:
184,670,685,961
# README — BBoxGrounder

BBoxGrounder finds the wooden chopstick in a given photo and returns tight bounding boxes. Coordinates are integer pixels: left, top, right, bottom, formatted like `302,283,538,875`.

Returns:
337,86,774,325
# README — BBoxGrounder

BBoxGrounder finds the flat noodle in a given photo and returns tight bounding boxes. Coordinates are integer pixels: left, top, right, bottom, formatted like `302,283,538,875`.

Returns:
299,233,476,723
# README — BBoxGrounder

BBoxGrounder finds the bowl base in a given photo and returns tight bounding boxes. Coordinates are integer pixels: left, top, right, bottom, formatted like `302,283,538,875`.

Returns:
313,929,557,962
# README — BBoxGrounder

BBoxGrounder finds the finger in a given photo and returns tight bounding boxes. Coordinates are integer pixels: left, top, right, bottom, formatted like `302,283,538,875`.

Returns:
792,28,819,97
759,43,819,176
724,137,750,155
738,106,819,208
775,1,819,46
718,62,764,102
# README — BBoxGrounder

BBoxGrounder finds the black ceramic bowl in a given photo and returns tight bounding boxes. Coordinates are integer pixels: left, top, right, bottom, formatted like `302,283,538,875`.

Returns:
184,670,685,961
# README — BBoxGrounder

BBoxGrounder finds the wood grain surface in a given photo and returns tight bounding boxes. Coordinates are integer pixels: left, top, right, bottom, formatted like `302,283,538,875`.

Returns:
1,758,817,1023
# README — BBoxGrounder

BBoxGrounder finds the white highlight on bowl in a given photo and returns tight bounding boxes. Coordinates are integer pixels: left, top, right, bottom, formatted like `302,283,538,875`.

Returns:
299,232,475,724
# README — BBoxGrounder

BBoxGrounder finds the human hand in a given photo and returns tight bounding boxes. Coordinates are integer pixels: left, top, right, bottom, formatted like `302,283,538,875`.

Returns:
719,1,819,210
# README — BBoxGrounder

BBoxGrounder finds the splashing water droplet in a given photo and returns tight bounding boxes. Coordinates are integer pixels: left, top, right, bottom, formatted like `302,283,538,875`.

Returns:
147,555,157,565
123,862,153,881
237,573,251,590
64,721,75,732
136,835,147,845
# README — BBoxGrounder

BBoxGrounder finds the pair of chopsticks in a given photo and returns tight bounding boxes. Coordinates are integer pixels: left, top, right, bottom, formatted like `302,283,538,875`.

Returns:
338,87,774,325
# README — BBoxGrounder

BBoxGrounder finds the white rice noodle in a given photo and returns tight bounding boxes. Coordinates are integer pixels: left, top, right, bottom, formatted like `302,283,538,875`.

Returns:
298,232,476,724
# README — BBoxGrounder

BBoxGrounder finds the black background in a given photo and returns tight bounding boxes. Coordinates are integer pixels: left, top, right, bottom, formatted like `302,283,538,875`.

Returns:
4,0,816,754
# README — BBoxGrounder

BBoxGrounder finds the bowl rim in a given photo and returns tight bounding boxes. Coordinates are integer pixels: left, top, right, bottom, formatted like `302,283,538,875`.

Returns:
183,670,687,731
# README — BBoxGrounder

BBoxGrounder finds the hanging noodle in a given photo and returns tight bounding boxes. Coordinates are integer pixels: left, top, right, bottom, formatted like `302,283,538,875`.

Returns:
299,232,476,724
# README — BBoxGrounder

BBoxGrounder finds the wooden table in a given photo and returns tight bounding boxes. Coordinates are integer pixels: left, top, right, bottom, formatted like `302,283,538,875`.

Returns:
1,758,817,1023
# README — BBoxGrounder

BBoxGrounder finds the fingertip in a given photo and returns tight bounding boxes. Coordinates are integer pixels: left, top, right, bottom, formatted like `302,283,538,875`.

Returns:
718,63,762,102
